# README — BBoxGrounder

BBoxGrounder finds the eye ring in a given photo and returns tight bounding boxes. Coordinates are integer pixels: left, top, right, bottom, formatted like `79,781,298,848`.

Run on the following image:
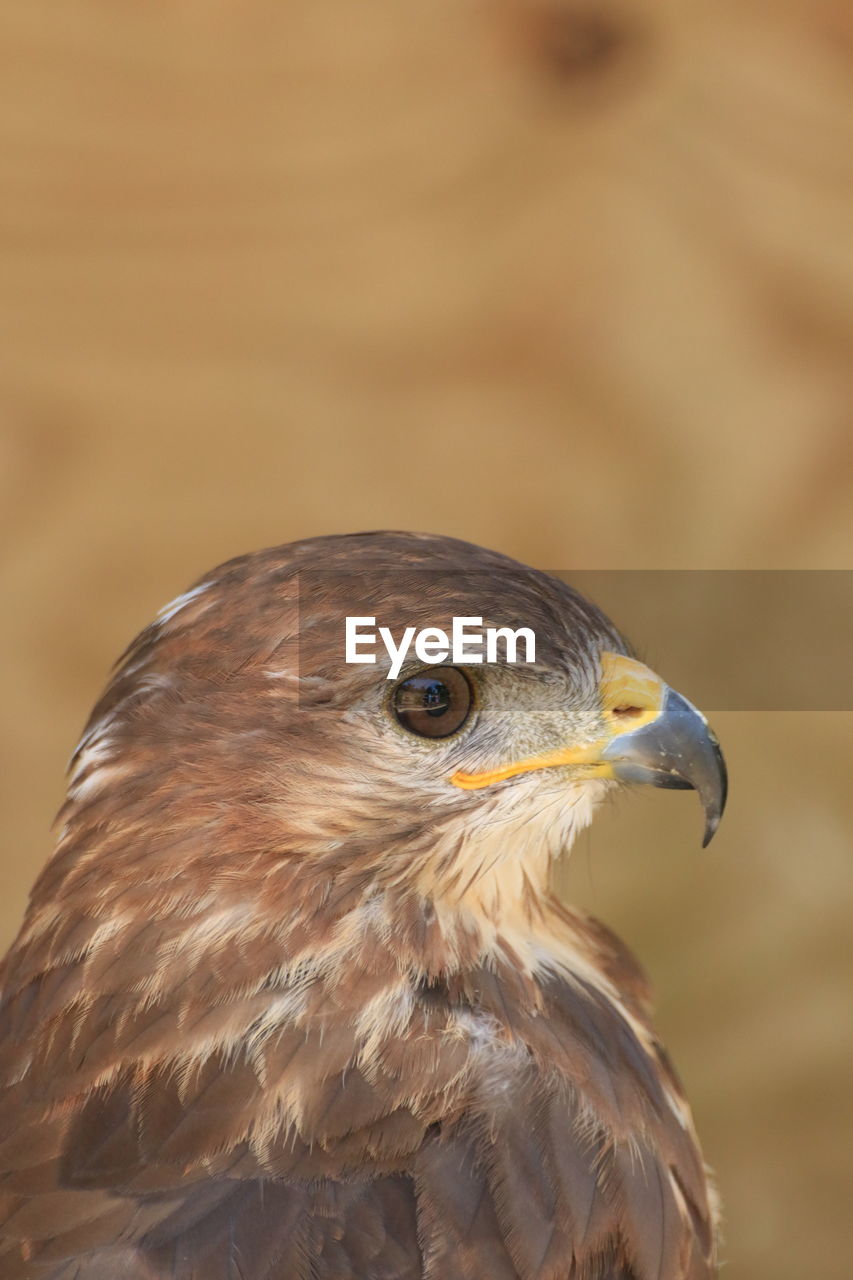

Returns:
392,667,474,739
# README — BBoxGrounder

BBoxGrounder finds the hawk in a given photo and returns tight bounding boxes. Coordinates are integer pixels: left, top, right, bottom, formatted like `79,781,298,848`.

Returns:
0,532,726,1280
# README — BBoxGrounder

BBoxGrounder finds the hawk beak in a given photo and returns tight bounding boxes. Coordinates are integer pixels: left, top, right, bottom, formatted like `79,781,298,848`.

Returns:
450,651,727,847
597,653,728,848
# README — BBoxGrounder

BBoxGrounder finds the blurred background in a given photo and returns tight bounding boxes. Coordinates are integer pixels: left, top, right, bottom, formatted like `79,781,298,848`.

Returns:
1,1,851,1276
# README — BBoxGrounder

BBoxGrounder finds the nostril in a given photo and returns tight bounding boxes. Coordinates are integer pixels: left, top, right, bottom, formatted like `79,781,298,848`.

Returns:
612,704,645,720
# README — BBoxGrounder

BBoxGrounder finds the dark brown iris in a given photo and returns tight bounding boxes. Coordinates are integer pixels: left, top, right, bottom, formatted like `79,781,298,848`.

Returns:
393,667,473,739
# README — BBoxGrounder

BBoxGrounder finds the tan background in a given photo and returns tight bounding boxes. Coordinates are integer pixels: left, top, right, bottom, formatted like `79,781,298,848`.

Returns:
1,2,852,1276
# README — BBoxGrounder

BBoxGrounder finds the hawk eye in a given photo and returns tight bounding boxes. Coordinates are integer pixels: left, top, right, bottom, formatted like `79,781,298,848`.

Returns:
393,667,473,739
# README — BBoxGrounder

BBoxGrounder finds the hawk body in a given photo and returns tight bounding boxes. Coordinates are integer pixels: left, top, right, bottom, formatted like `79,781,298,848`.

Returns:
0,533,722,1278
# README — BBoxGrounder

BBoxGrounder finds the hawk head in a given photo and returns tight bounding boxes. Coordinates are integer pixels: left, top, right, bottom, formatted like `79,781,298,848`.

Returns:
49,531,724,968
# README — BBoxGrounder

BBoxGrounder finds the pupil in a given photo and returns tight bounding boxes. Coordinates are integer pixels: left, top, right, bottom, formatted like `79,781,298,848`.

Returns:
423,681,449,717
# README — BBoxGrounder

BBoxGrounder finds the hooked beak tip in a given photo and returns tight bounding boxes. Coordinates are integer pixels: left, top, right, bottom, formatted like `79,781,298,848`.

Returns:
602,685,727,848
